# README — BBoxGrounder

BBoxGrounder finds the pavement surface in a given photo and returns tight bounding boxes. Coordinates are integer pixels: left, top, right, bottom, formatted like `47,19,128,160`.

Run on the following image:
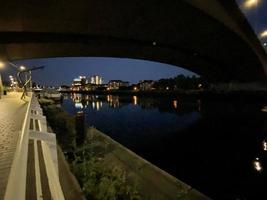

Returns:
0,92,29,199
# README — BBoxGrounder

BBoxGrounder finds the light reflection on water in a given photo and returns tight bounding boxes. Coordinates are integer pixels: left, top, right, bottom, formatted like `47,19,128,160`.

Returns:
70,94,187,113
263,140,267,151
61,93,267,199
253,157,263,172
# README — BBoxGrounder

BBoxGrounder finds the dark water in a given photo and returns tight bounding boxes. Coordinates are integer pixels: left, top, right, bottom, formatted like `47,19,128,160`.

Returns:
62,93,267,200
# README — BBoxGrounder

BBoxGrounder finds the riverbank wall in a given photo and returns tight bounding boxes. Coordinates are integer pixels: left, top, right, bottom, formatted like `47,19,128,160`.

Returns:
86,126,210,200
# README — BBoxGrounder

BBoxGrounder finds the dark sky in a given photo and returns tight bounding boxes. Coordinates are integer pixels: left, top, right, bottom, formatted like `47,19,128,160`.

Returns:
2,0,267,86
1,57,195,86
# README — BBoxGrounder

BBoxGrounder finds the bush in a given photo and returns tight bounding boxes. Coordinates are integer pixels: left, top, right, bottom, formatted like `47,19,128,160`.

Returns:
42,105,76,150
72,156,140,200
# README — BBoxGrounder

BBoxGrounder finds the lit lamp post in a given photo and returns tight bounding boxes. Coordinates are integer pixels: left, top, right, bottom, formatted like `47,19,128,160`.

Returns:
0,61,26,72
0,61,27,83
243,0,259,9
0,61,27,94
0,60,44,99
9,75,16,91
260,30,267,38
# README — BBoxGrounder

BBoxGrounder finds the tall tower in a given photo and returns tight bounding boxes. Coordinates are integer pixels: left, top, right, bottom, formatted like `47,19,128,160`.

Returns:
91,75,103,85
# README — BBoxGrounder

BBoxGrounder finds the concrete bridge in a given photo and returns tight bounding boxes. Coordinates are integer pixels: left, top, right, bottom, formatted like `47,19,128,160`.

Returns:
0,0,266,82
1,1,267,198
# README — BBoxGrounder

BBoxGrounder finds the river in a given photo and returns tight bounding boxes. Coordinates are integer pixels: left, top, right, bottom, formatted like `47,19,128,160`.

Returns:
61,93,267,199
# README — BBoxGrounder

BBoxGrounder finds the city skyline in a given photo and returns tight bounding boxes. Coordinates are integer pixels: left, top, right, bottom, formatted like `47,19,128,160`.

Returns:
1,57,196,86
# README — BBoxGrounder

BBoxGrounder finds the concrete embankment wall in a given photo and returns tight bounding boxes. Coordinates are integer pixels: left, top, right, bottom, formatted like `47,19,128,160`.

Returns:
87,127,211,200
57,145,86,200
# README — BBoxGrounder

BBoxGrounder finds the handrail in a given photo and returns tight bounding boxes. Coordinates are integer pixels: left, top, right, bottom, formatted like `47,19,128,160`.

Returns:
42,142,65,200
5,94,65,199
4,93,33,200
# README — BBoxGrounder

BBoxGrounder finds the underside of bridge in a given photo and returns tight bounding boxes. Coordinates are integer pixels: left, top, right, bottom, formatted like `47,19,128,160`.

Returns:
0,0,266,82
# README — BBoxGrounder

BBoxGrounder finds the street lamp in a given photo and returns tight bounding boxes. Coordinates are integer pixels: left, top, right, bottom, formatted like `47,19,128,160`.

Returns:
0,60,44,99
0,61,27,95
0,61,27,72
19,65,26,71
243,0,259,9
0,60,27,81
260,30,267,38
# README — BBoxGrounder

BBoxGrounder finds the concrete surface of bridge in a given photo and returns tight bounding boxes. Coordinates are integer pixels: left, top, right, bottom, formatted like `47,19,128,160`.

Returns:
0,0,267,82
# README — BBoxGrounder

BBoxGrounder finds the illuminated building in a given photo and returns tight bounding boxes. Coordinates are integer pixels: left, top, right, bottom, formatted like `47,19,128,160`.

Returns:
71,76,87,91
90,75,103,85
139,80,154,91
85,83,98,91
108,80,129,90
58,85,70,92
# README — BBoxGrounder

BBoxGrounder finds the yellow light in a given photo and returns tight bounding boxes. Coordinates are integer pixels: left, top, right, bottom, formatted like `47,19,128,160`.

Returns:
254,161,262,172
0,62,4,69
261,106,267,112
254,158,263,172
133,96,138,105
243,0,259,9
96,101,100,111
134,87,137,91
19,65,26,71
263,141,267,151
260,30,267,38
173,100,178,109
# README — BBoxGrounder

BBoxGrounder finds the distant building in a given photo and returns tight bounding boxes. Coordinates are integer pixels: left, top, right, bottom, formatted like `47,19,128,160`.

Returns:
84,83,96,91
58,85,70,92
72,76,87,91
90,75,103,85
73,76,86,86
108,80,129,90
139,80,155,91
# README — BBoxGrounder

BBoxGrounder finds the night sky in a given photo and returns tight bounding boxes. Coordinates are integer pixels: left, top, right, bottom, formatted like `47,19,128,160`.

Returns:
1,58,195,86
2,0,267,86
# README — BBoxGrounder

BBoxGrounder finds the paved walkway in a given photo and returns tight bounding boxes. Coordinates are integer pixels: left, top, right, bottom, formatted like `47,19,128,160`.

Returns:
0,92,29,199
